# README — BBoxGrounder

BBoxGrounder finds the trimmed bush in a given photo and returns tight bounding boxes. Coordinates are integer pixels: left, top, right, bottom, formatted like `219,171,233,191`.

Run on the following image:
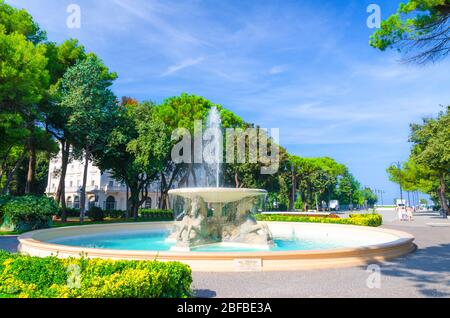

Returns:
88,206,104,222
57,208,80,218
0,196,58,232
0,252,192,298
139,209,173,221
255,213,382,227
105,209,126,219
0,194,11,221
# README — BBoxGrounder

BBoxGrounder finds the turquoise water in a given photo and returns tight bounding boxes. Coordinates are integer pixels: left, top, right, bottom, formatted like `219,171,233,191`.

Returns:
49,230,344,252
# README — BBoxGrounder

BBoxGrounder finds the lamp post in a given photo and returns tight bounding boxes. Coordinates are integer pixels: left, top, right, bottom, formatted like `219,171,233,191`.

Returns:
291,164,296,212
391,161,404,204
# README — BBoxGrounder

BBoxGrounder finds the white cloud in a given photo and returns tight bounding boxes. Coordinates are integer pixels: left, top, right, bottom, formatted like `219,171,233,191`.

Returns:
268,65,288,75
112,0,209,46
162,57,205,76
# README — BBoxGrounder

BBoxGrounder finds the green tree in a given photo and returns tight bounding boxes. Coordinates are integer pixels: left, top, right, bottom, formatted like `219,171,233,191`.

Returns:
370,0,450,64
59,56,117,221
0,22,49,194
337,171,360,207
93,102,170,220
286,156,346,211
44,40,87,217
156,94,246,208
409,106,450,216
0,0,46,43
0,28,48,112
0,115,29,193
360,188,378,206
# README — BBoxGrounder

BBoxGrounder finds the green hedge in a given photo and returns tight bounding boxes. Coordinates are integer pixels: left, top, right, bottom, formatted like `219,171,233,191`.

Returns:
0,251,192,298
104,209,127,219
57,208,80,218
255,213,382,227
0,196,58,232
0,194,11,220
139,209,173,221
87,206,104,222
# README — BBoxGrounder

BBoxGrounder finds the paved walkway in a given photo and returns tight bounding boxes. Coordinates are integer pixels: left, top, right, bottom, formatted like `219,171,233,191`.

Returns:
1,209,449,297
192,209,450,298
0,236,19,253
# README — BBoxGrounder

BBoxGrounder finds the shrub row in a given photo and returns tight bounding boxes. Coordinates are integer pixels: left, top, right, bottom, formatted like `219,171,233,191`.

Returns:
255,213,382,227
0,251,192,298
57,208,128,220
139,209,173,221
57,208,81,218
0,196,58,232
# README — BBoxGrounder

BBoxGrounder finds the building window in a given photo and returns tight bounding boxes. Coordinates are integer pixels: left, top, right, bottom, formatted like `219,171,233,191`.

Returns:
105,196,116,211
143,198,152,209
69,181,73,187
66,197,73,208
73,196,80,209
91,180,95,186
88,196,96,209
108,180,114,187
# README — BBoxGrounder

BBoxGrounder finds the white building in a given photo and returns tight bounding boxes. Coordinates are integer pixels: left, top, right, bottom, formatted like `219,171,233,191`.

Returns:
46,153,160,211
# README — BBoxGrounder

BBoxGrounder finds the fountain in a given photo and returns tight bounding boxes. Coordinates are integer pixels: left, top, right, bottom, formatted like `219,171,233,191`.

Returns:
168,107,274,251
17,107,416,272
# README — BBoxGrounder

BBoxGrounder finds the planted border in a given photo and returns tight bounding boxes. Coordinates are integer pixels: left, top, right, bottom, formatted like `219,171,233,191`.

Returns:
0,251,192,298
255,213,382,227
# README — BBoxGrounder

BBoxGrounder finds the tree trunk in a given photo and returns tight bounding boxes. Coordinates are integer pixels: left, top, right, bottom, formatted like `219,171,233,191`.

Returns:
125,186,130,219
439,174,449,218
159,166,180,210
56,141,70,222
1,152,26,194
25,145,36,194
160,172,167,210
79,147,90,223
129,185,140,221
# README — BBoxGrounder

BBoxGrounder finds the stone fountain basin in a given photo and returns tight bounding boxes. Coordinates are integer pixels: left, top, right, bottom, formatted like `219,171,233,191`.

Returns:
18,221,415,272
168,187,267,203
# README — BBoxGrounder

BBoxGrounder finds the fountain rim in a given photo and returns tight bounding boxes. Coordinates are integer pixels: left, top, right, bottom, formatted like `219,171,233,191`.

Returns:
18,221,416,272
168,187,267,203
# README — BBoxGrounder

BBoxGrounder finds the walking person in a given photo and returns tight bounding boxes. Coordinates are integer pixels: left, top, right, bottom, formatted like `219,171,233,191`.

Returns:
407,206,414,221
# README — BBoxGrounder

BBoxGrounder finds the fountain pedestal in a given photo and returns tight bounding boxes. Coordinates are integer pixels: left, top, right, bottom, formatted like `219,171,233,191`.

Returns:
168,188,273,251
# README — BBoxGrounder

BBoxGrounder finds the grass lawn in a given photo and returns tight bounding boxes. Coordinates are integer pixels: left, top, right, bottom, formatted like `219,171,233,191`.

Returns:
0,231,20,236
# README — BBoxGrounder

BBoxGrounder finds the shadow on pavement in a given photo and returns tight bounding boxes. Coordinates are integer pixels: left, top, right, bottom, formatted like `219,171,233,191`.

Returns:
193,289,217,298
0,236,19,253
360,243,450,297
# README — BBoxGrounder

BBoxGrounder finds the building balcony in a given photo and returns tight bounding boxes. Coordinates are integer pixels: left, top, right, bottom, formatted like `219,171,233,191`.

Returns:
65,186,82,194
103,185,126,193
86,185,100,193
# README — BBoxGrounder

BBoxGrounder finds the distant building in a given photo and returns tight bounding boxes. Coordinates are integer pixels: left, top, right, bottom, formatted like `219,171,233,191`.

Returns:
46,152,160,211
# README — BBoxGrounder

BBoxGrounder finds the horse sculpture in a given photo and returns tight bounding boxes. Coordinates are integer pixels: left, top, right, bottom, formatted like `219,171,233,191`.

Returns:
222,197,274,245
176,196,209,246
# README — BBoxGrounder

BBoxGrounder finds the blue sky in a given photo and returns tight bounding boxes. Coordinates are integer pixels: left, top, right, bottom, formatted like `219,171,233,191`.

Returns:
8,0,450,204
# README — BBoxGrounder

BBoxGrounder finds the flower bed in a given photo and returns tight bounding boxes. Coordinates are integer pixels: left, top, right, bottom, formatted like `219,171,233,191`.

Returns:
0,251,192,298
255,213,382,227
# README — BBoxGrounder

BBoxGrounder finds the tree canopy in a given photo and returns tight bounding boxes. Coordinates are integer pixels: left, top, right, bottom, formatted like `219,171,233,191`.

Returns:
370,0,450,64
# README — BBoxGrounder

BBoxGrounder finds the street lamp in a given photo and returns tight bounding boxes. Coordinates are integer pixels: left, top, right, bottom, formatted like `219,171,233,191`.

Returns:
291,163,296,212
391,161,404,204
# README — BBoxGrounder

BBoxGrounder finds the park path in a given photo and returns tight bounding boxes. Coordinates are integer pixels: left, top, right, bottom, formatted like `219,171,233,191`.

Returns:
192,209,450,298
1,209,449,297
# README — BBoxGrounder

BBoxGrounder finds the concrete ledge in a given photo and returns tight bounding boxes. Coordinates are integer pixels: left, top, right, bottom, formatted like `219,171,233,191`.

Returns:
18,222,415,272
